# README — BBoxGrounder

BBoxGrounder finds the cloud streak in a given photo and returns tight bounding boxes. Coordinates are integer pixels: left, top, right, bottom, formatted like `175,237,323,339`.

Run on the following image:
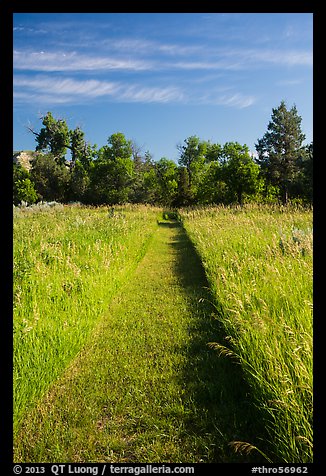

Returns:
213,93,256,108
14,74,256,109
14,42,312,74
13,50,153,72
13,31,309,110
14,75,185,105
241,48,312,67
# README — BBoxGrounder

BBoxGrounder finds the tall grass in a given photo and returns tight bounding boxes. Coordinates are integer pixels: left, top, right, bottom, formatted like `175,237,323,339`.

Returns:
13,203,159,434
15,213,269,463
179,204,313,463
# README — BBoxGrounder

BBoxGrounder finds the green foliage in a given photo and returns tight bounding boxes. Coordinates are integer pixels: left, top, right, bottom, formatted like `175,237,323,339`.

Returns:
178,135,206,200
174,166,193,206
88,155,133,205
155,157,178,206
222,142,261,205
129,151,158,204
196,161,226,204
104,132,133,161
13,163,38,205
30,153,70,202
14,178,39,205
68,160,90,201
35,112,70,163
69,126,87,165
255,101,306,204
291,142,313,202
86,133,134,205
19,105,311,207
204,141,223,163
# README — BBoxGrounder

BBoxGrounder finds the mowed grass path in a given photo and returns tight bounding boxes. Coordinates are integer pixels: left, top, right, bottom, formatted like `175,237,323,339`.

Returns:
15,219,266,463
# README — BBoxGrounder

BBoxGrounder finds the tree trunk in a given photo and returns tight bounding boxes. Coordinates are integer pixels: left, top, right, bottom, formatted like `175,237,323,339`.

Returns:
237,187,243,206
281,185,288,205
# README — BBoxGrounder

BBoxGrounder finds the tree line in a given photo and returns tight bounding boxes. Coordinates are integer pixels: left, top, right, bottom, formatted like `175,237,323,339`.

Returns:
13,101,312,207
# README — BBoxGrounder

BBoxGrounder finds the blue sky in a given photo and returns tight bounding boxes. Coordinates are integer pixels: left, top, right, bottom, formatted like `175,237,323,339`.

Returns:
13,13,313,162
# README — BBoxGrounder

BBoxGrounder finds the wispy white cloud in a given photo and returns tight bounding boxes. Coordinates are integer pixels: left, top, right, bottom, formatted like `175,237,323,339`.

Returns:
13,75,185,105
14,42,312,75
14,90,75,105
13,50,153,72
14,74,255,109
248,49,312,66
214,47,313,68
198,91,257,108
14,76,120,97
13,25,47,34
118,85,185,103
214,93,256,108
109,38,202,57
171,59,243,71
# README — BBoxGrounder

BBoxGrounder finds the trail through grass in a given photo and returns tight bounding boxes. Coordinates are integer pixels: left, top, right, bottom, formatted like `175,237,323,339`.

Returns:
15,218,266,463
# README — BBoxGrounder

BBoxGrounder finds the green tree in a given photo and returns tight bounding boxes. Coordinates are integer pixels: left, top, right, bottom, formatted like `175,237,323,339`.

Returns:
196,161,227,204
255,101,306,204
69,127,87,167
30,153,70,202
13,163,39,205
68,131,97,202
129,150,159,204
89,158,133,205
295,142,313,203
222,142,261,205
204,141,223,163
177,136,207,202
28,113,97,202
89,133,134,204
155,158,178,206
174,167,192,206
31,112,70,164
68,161,90,202
103,132,133,161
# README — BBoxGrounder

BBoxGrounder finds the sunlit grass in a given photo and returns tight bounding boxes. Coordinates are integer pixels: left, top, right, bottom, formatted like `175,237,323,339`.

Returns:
179,204,313,463
14,203,313,463
14,212,266,464
13,203,159,434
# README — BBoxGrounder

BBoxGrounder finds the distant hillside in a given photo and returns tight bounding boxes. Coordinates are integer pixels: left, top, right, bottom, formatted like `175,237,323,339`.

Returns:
13,151,71,171
13,151,36,171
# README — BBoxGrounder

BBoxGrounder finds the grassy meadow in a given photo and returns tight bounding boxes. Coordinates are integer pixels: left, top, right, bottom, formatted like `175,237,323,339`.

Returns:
13,203,159,434
15,215,266,463
13,203,313,463
179,204,313,462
